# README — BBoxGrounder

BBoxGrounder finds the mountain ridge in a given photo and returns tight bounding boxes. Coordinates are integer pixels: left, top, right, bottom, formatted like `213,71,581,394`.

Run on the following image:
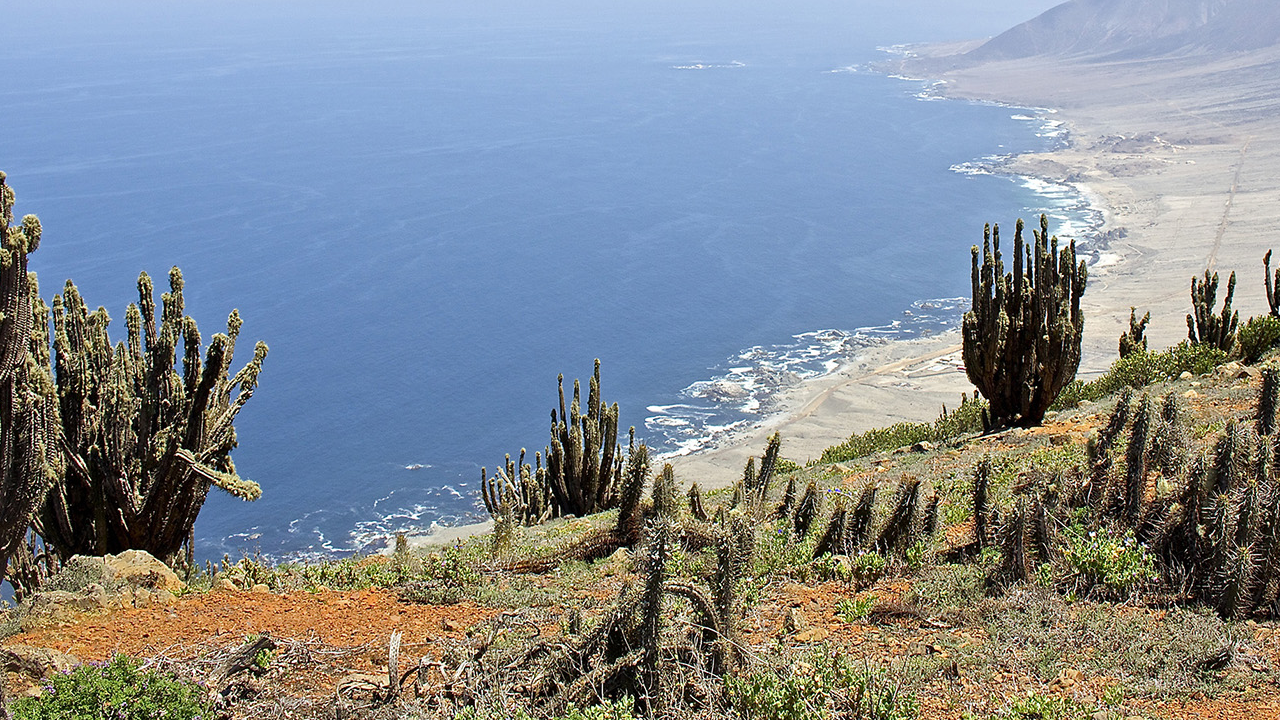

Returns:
966,0,1280,61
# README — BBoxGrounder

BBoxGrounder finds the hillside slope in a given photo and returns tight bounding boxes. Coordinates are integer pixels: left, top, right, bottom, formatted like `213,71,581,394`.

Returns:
966,0,1280,61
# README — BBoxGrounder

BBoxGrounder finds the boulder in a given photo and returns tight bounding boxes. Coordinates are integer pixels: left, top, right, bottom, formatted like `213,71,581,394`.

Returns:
103,549,184,594
0,644,80,679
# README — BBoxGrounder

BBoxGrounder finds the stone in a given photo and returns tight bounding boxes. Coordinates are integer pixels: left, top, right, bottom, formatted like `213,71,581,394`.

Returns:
1183,390,1200,399
103,549,184,594
442,619,463,632
793,627,830,643
1179,371,1194,380
783,608,809,634
0,644,81,679
910,441,934,453
250,583,270,593
606,547,631,564
215,577,239,592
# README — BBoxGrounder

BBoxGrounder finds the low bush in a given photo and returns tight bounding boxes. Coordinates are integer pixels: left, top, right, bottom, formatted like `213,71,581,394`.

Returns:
727,650,918,720
1038,525,1157,599
1236,314,1280,363
1053,342,1228,410
11,655,210,720
819,394,985,464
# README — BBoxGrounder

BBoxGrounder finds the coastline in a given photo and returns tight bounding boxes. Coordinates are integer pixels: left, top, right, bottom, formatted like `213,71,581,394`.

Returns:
416,43,1280,545
673,45,1280,489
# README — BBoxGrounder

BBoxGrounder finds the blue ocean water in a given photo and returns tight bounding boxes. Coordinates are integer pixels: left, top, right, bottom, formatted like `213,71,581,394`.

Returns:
1,1,1081,560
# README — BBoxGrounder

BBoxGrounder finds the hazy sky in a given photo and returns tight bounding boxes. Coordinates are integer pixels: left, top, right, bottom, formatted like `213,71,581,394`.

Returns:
11,1,1068,49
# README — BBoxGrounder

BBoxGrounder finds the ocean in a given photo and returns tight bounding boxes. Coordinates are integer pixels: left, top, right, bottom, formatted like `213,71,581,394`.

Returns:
1,0,1083,561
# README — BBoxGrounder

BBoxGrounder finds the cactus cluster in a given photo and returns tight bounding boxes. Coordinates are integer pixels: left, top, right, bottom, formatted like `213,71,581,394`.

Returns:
1187,269,1238,351
34,269,268,566
962,215,1087,429
481,360,625,526
980,384,1280,618
505,472,757,715
810,478,936,566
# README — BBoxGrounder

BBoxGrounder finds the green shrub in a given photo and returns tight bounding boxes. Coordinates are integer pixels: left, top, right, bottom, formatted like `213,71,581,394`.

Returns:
1038,525,1157,598
819,394,985,464
1236,314,1280,363
728,651,918,720
11,655,211,720
1053,342,1228,410
836,596,875,623
969,692,1094,720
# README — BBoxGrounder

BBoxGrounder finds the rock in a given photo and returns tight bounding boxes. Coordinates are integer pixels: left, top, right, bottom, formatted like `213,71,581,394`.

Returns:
783,608,809,634
215,578,239,592
607,547,631,564
1183,390,1200,399
793,627,830,643
0,644,81,679
250,583,270,593
1179,371,1194,380
103,549,184,594
442,619,463,632
1076,400,1092,409
1049,434,1071,446
910,441,934,453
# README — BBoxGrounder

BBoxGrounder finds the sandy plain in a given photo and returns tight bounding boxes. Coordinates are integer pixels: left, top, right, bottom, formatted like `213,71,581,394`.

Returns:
667,43,1280,488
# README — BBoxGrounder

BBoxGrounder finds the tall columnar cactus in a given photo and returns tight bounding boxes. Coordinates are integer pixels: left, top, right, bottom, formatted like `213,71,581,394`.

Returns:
35,268,268,564
1266,250,1280,317
0,173,60,586
1119,307,1150,359
546,359,622,518
1187,269,1238,351
962,215,1087,428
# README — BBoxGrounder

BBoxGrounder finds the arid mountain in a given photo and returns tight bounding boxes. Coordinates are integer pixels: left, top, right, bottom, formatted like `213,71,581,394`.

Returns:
966,0,1280,61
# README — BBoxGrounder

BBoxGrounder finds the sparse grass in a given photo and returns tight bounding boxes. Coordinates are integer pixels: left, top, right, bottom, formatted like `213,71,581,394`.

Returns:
818,395,986,464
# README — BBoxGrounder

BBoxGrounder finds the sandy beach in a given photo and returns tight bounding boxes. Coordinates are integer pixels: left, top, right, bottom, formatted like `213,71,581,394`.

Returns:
669,43,1280,489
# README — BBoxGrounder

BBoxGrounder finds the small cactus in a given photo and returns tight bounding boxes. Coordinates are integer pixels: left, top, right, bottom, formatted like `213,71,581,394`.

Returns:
1119,306,1150,358
1187,269,1238,351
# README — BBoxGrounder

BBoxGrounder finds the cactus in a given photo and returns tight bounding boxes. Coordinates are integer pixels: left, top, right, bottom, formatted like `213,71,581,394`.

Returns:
687,482,708,523
792,481,821,539
812,499,850,559
616,437,649,541
874,479,921,554
776,476,797,520
1260,368,1280,436
1120,394,1154,524
0,173,59,587
1151,392,1189,478
1084,389,1133,509
1187,269,1238,351
1266,250,1280,317
848,485,878,549
1119,307,1150,358
546,359,622,518
32,266,267,565
962,215,1087,428
481,449,553,527
973,456,992,550
638,516,673,708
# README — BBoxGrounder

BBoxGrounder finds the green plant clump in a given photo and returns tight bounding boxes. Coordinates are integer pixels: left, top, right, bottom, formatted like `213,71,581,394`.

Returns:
819,394,986,464
1236,314,1280,363
1038,525,1157,598
1052,341,1229,410
11,655,211,720
727,651,918,720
